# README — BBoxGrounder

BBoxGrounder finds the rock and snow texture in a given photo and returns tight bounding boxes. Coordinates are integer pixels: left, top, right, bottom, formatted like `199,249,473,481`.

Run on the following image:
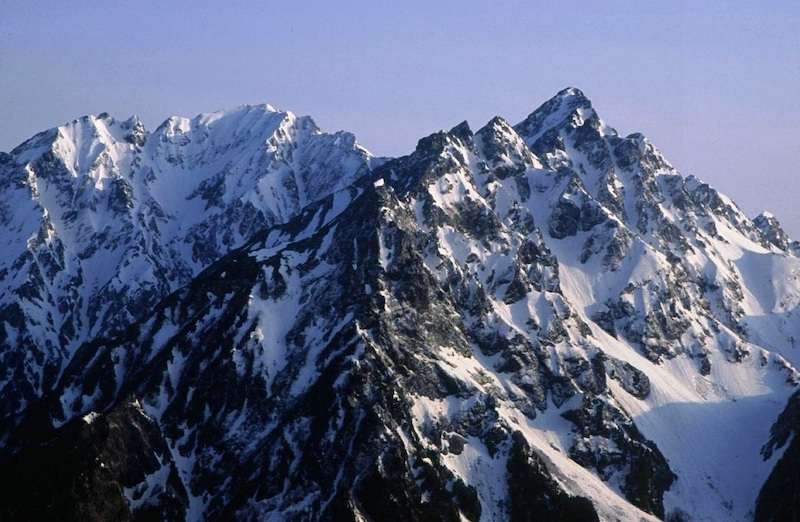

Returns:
0,105,371,424
1,88,799,522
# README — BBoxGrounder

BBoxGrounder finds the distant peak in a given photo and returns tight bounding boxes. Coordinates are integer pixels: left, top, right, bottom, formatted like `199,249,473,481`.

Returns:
69,113,109,126
192,103,288,124
122,115,147,146
236,102,282,115
484,115,514,131
555,86,590,103
477,116,528,146
514,87,595,145
123,115,142,126
754,211,791,250
548,86,593,113
150,103,311,142
448,120,473,142
476,115,522,143
475,114,542,170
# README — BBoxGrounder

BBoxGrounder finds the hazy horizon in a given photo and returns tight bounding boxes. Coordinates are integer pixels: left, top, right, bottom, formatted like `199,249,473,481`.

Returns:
2,1,798,235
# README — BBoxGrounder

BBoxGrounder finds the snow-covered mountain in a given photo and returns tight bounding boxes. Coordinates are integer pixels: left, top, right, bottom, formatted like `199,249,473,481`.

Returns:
0,105,371,425
1,88,799,522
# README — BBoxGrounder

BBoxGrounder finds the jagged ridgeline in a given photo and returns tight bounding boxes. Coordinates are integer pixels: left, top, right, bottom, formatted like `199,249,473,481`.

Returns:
1,89,799,521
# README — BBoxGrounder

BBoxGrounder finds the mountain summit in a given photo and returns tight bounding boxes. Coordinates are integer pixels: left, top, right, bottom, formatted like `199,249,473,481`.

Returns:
1,89,799,522
0,105,371,422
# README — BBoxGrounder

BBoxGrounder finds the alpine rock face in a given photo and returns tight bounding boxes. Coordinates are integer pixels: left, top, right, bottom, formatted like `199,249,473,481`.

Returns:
0,105,371,425
1,89,799,522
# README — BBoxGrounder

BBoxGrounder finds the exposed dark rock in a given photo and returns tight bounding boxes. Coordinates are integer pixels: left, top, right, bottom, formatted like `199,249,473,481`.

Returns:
0,401,187,522
563,395,674,518
507,431,600,522
756,390,800,522
549,198,581,238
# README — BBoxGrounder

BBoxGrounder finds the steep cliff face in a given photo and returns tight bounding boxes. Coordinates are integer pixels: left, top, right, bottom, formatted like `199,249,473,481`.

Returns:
1,89,799,521
754,390,800,522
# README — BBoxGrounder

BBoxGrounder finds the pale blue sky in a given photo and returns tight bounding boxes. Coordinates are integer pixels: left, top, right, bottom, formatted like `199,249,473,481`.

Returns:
1,1,798,234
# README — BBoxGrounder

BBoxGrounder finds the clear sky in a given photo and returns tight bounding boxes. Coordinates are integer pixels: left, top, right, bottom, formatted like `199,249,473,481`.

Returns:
2,1,798,235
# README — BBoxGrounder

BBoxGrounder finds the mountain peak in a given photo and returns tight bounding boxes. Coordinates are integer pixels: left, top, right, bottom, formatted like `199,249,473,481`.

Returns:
475,115,543,170
754,211,792,251
554,86,591,104
514,87,595,146
448,120,473,143
482,115,515,133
